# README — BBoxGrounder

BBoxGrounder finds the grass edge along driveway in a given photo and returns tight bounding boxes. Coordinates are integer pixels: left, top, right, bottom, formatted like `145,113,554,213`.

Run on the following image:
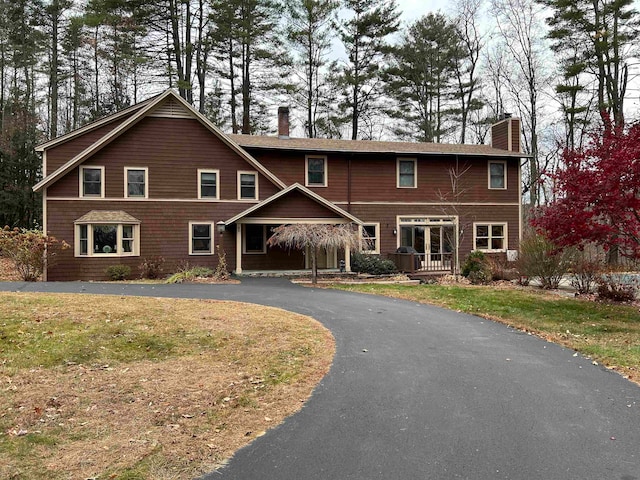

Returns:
0,292,335,480
330,283,640,385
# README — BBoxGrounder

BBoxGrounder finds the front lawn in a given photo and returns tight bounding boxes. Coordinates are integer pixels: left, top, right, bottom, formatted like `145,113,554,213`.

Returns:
330,283,640,383
0,293,334,479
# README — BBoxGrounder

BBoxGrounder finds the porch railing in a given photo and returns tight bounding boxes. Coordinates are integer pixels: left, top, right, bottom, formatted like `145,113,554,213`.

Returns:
388,252,454,274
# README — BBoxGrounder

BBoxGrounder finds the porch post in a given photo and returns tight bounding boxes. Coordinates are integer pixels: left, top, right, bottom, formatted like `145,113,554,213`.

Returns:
235,223,243,274
345,247,351,272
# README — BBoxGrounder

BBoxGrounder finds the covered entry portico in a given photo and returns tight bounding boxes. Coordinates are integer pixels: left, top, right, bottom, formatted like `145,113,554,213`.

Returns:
223,183,364,275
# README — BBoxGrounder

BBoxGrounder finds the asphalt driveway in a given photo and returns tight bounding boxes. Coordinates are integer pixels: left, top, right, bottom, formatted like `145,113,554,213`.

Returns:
2,278,639,479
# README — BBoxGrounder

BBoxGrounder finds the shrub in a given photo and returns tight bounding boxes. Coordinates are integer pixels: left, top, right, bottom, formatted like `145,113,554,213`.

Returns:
484,255,519,281
105,264,132,281
517,233,574,289
351,252,397,275
213,245,230,280
139,256,165,279
569,250,605,294
460,251,492,284
461,250,486,277
596,272,638,302
467,268,491,285
165,263,214,284
0,227,69,281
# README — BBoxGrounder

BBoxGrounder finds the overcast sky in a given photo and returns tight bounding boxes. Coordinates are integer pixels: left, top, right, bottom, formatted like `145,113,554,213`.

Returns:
396,0,454,23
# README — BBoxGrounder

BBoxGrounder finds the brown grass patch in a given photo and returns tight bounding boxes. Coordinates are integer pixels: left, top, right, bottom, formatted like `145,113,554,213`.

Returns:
0,293,334,479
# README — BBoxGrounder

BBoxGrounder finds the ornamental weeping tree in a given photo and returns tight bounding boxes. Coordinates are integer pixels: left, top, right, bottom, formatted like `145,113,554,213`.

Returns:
267,223,365,284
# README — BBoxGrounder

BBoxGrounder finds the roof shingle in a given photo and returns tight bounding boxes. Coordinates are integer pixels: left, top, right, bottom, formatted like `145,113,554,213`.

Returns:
228,134,527,158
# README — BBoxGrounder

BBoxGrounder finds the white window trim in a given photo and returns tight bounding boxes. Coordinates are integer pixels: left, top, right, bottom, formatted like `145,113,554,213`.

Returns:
360,223,380,254
189,221,215,255
397,158,417,188
243,224,267,254
305,155,328,187
198,169,220,200
124,167,149,199
79,166,105,198
74,223,140,257
473,222,508,252
237,170,259,200
488,160,507,190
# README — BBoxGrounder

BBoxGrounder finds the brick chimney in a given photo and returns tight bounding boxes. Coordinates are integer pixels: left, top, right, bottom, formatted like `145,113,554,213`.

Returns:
278,107,290,139
491,114,521,152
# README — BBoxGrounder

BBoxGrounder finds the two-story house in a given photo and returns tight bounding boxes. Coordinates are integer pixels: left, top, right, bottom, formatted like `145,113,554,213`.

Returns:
34,89,524,281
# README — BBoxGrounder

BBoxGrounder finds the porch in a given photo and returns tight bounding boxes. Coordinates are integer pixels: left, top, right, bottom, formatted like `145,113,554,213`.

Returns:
388,251,455,275
392,216,459,275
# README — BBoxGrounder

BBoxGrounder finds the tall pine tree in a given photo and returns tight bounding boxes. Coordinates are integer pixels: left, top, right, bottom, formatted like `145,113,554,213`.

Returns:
336,0,400,140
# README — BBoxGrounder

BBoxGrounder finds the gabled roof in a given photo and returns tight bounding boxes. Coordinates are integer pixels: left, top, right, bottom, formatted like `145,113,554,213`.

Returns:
224,183,363,225
35,96,159,152
229,134,528,158
34,90,287,192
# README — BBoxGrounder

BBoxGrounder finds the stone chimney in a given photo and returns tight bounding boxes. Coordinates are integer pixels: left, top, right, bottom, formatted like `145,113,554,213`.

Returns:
491,114,521,152
278,107,290,139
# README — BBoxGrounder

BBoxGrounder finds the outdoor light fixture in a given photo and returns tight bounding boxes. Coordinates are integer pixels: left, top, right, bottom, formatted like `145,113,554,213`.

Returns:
393,228,397,236
216,221,226,234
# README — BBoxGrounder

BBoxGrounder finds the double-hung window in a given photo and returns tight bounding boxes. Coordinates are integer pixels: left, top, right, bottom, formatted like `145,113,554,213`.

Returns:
198,169,219,199
125,167,148,198
190,222,214,255
488,160,507,189
238,171,258,200
306,156,327,187
360,224,380,254
397,159,417,188
80,166,105,197
474,223,507,251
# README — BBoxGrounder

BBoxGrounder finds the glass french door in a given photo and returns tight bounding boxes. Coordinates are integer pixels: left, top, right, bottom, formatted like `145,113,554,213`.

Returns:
400,225,454,270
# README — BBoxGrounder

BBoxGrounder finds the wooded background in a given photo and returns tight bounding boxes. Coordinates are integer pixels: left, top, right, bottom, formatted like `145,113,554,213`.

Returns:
0,0,637,228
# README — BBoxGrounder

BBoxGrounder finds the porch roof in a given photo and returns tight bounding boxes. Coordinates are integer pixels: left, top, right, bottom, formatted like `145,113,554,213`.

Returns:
224,183,363,226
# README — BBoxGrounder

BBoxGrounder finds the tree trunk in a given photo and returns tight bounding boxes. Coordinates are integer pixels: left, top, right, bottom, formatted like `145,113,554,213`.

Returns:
50,3,59,138
311,247,318,284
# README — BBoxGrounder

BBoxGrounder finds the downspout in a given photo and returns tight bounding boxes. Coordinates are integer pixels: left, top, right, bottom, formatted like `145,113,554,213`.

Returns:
455,154,460,276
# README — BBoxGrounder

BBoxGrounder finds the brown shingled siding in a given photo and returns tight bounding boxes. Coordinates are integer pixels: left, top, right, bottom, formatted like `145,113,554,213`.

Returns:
45,115,135,175
45,200,244,281
47,117,280,200
349,204,520,262
249,149,520,204
251,190,344,219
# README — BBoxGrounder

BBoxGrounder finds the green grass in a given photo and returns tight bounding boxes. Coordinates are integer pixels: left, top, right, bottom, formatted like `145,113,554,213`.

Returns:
0,292,335,480
0,293,222,372
331,283,640,374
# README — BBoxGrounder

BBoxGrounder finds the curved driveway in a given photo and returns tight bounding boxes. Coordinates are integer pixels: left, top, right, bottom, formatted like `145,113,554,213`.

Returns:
3,278,640,479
